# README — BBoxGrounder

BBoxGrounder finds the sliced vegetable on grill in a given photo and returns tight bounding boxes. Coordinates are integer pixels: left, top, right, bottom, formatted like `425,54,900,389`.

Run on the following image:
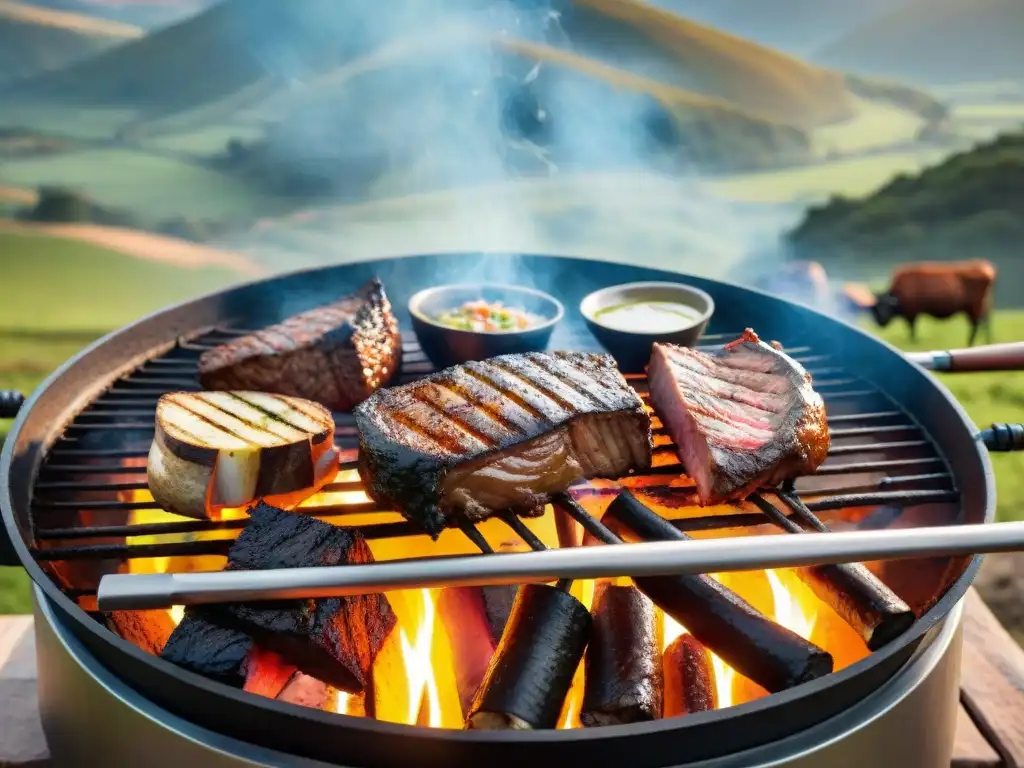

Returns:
604,491,834,693
663,633,717,717
581,582,663,726
468,584,592,730
147,391,338,520
647,329,830,504
211,502,397,693
355,351,653,536
198,277,402,412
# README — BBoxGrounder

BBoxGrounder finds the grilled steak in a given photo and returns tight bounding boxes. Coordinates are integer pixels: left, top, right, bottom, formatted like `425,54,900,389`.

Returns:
648,329,829,504
355,351,652,535
216,502,397,693
198,277,401,412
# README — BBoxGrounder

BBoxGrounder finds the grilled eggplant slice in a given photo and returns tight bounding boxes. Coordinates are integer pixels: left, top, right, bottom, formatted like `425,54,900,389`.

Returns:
147,391,338,519
355,351,652,535
663,633,717,717
468,584,592,731
198,277,402,412
581,583,663,726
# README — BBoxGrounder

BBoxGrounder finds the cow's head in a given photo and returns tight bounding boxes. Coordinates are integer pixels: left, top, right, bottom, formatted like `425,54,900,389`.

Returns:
870,292,900,327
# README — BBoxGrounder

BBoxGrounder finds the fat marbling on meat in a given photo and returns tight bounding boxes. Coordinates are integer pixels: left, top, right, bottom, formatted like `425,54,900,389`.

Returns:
647,329,830,504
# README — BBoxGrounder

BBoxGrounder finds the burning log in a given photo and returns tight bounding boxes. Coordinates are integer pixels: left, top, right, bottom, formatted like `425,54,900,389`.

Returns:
208,502,397,693
481,585,517,638
603,491,833,693
581,582,663,726
663,634,717,717
468,584,591,731
437,587,500,716
756,494,915,650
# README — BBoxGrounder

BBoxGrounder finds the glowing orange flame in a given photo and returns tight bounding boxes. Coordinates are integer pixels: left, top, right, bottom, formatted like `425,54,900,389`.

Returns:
118,469,871,728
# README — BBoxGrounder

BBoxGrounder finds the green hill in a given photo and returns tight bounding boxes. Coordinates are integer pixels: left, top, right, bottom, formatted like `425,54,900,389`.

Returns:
816,0,1024,85
660,0,898,56
14,0,857,128
787,130,1024,304
0,0,140,86
562,0,856,126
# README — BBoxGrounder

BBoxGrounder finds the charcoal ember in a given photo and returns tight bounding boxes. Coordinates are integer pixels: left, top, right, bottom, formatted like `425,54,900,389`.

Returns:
219,502,397,693
160,609,253,688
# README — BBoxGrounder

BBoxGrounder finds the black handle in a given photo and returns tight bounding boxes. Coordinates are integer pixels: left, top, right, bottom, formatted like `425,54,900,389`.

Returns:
1,391,26,565
981,423,1024,452
0,390,24,420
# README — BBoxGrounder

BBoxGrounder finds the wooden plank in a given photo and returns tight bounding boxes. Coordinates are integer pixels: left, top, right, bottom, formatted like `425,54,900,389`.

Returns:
954,703,1003,767
0,616,49,767
961,589,1024,768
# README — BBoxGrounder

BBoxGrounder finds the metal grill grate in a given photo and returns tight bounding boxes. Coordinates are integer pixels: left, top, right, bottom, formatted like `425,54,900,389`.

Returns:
27,325,960,604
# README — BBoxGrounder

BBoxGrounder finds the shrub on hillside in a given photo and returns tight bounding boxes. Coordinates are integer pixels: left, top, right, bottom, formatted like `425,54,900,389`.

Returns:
22,187,136,228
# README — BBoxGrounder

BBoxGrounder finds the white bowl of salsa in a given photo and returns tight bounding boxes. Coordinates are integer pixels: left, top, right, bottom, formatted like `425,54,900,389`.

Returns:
579,281,715,372
409,283,564,369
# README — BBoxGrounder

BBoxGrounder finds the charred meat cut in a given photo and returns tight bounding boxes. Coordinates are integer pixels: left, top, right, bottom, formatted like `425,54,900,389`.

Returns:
198,277,401,412
647,329,829,504
355,351,653,534
213,502,396,693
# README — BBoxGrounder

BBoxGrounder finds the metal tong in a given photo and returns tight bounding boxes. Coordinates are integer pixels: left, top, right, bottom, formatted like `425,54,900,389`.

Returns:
97,518,1024,611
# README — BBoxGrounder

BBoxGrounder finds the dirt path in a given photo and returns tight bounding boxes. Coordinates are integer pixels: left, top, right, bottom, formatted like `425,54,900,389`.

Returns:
0,220,265,276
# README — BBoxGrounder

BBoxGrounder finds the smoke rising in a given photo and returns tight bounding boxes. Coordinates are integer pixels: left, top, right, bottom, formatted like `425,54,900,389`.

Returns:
205,0,793,282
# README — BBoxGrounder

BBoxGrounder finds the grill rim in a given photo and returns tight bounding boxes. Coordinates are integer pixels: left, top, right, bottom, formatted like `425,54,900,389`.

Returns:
0,251,993,767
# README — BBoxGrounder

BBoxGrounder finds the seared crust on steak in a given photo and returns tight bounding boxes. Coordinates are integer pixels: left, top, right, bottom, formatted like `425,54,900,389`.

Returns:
354,351,653,535
648,329,829,504
198,277,401,412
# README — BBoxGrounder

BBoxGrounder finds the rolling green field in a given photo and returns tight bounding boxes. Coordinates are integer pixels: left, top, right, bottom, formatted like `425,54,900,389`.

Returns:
712,147,948,204
0,230,245,612
0,148,289,220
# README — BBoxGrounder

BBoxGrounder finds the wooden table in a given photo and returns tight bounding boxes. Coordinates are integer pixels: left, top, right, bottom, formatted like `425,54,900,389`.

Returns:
1,588,1021,767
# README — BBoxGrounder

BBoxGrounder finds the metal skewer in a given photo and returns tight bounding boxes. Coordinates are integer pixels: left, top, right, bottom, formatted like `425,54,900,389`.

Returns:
97,520,1024,611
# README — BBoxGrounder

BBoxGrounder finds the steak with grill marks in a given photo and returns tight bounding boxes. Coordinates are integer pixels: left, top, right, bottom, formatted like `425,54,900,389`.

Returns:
648,329,829,504
354,351,653,535
197,277,401,412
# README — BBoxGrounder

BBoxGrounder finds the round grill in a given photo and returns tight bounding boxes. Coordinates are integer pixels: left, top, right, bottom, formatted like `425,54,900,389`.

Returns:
0,253,992,767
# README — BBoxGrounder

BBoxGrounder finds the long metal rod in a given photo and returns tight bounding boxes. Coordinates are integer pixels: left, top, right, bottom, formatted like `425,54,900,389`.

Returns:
97,520,1024,611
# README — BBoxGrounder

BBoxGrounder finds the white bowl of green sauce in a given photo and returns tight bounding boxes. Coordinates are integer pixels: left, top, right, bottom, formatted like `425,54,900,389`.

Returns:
580,281,715,372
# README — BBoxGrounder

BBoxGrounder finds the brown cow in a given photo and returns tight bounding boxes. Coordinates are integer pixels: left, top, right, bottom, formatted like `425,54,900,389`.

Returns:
845,260,997,346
